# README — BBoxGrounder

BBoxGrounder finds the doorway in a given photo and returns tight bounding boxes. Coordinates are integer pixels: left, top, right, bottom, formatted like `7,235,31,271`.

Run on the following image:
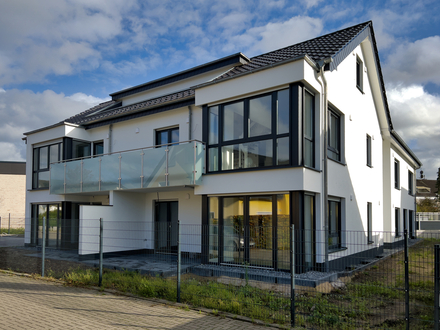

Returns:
155,201,178,253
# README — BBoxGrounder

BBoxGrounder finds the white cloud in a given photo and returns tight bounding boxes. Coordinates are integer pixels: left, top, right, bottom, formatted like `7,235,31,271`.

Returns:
0,142,24,162
384,36,440,86
225,16,323,55
388,85,440,179
0,89,108,161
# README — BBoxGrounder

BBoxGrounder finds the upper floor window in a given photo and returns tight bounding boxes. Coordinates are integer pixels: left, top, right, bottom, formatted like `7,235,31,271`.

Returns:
156,127,179,146
93,141,104,156
356,56,363,92
408,170,414,195
72,140,91,159
366,134,372,167
32,142,62,189
328,108,342,162
394,159,400,189
304,91,315,168
207,89,290,172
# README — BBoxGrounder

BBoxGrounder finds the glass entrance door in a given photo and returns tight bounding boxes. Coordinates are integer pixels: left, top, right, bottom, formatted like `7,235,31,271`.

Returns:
155,201,178,253
249,196,273,267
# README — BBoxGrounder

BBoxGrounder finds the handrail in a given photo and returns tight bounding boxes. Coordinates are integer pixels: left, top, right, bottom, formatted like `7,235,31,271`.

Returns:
51,139,205,164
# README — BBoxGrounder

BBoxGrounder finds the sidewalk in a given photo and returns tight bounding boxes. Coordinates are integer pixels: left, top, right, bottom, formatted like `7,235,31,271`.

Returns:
0,272,271,330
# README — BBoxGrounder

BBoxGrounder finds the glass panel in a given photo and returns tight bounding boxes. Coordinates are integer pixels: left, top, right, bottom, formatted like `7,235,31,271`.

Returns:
72,140,91,158
33,148,38,172
93,142,104,156
221,144,239,171
223,101,244,141
50,163,65,194
304,195,314,271
65,161,81,193
171,128,179,145
157,131,168,146
242,140,272,168
121,150,142,189
249,95,271,137
277,137,289,165
277,194,290,270
209,147,218,172
209,106,219,145
277,89,289,134
50,144,59,164
223,197,244,263
170,201,178,252
168,143,193,186
249,196,272,267
39,146,48,169
304,140,313,167
304,92,314,139
143,147,167,188
47,204,59,248
328,200,340,249
209,197,219,262
194,142,204,184
38,171,50,189
82,157,100,192
100,153,120,191
37,205,47,246
155,203,168,251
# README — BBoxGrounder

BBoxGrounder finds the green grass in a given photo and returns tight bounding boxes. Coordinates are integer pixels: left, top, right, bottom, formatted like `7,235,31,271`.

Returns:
0,227,24,235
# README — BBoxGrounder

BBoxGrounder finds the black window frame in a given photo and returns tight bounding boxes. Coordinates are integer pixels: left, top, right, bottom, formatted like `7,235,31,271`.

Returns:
328,199,342,251
366,134,372,167
408,170,414,195
206,89,290,173
32,142,62,190
395,207,400,237
394,159,400,189
303,89,315,168
367,202,373,243
356,56,363,92
328,107,342,162
156,127,179,147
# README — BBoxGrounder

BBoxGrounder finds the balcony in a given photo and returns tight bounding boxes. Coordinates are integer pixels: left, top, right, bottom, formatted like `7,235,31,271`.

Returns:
50,140,205,194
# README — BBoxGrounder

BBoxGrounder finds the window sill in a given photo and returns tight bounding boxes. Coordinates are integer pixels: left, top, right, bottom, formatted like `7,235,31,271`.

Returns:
328,157,346,166
394,187,400,190
29,188,49,191
329,247,347,254
357,86,364,94
367,164,373,168
368,240,374,245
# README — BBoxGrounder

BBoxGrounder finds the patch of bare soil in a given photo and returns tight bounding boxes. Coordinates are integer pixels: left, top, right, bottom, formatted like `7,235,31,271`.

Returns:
0,247,93,277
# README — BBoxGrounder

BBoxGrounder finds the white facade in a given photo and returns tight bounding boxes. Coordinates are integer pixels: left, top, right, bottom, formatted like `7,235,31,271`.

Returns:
23,22,421,272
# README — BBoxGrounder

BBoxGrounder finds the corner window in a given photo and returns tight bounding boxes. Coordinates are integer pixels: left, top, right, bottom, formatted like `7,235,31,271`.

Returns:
156,127,179,146
366,134,372,167
328,198,342,250
367,202,372,243
32,143,62,189
72,140,91,159
394,159,400,189
304,91,315,167
356,56,363,92
408,171,414,195
328,108,342,162
395,207,400,237
207,89,289,172
93,141,104,156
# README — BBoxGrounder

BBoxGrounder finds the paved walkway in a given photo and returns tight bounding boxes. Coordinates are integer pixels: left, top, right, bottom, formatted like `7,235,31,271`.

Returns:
0,273,270,330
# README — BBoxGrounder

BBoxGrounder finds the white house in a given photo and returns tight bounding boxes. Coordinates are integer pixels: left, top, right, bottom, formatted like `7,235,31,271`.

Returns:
23,21,421,273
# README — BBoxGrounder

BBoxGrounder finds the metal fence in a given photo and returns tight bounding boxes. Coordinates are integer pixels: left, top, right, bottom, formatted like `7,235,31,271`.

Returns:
0,214,25,234
1,220,439,329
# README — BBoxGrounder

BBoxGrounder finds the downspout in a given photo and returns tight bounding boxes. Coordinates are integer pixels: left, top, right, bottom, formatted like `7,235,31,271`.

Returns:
188,106,192,140
317,58,332,272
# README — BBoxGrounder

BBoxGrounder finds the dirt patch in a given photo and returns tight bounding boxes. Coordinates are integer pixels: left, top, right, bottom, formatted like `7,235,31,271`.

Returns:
0,247,93,277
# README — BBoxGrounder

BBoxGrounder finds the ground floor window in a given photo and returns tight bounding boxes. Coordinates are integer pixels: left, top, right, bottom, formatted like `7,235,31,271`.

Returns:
328,198,342,250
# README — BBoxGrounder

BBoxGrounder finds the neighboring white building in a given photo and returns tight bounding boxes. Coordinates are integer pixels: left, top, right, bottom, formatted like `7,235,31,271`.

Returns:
23,21,421,273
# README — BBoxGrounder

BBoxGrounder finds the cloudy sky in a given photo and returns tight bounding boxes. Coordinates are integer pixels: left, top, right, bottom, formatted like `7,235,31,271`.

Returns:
1,0,439,178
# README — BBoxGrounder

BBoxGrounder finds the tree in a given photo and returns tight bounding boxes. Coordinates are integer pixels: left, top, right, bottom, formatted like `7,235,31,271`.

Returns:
417,198,440,212
436,167,440,196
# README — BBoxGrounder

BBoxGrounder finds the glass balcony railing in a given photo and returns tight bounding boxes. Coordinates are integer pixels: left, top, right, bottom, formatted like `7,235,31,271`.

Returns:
50,140,205,194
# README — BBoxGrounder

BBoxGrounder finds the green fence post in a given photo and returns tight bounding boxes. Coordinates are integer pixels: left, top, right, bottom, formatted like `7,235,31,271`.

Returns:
435,244,440,330
99,218,103,287
404,229,409,330
291,224,295,328
177,220,181,303
42,216,46,277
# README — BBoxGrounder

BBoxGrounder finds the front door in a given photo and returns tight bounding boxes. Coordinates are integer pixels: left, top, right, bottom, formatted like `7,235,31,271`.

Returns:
155,201,178,253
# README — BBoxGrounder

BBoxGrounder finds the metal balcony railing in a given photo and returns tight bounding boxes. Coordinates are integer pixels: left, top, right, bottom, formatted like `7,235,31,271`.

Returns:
50,140,205,194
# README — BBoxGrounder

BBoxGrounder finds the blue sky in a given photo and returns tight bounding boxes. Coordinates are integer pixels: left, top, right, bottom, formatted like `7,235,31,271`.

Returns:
0,0,439,178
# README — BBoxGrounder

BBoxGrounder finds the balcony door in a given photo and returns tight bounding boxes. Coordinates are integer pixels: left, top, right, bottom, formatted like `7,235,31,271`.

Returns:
155,201,178,253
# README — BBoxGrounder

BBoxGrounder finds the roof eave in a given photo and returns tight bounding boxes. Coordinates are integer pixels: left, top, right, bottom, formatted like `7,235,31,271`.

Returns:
23,122,80,136
391,130,423,168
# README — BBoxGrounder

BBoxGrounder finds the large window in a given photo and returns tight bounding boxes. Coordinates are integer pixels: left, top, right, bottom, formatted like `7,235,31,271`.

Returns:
366,134,372,167
207,90,290,172
394,159,400,189
408,170,414,195
328,198,342,250
32,143,62,189
304,91,315,167
328,109,342,162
